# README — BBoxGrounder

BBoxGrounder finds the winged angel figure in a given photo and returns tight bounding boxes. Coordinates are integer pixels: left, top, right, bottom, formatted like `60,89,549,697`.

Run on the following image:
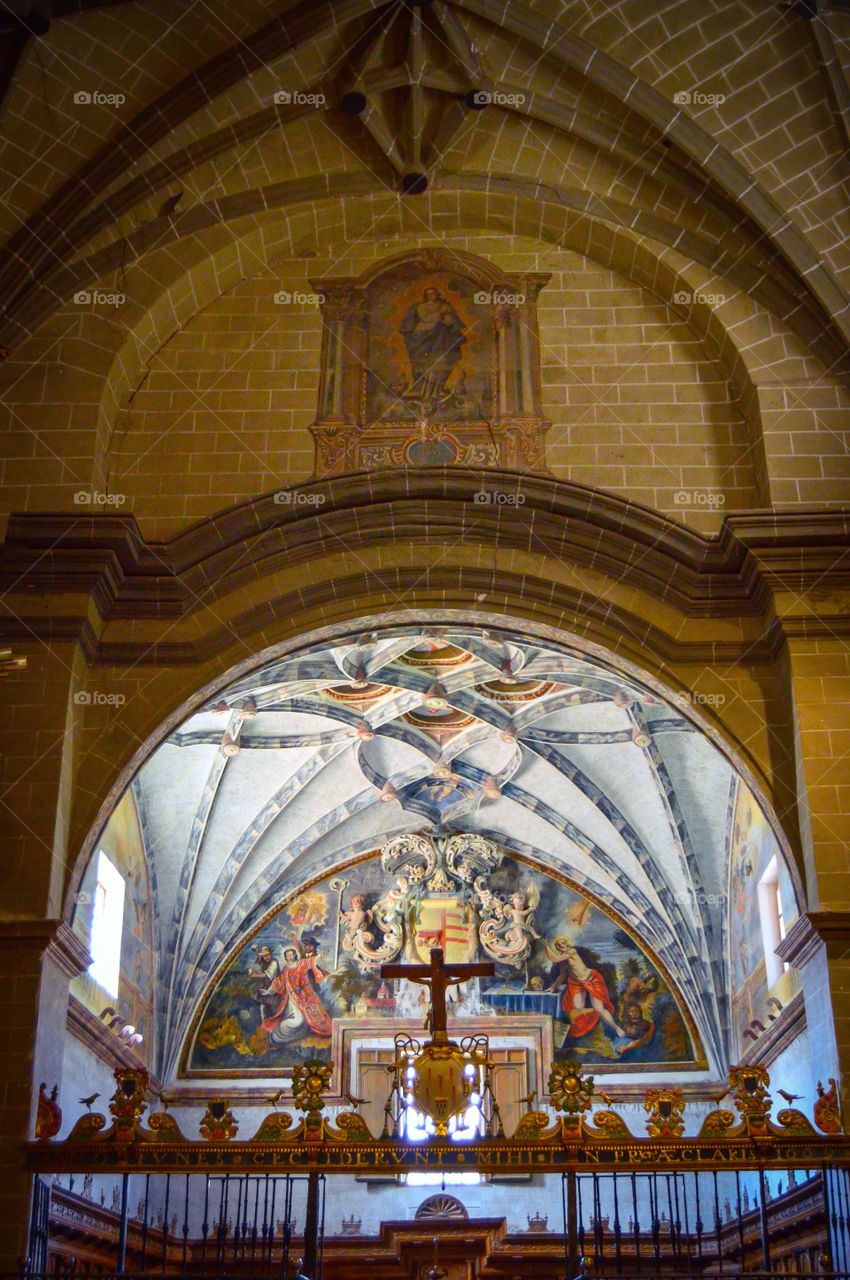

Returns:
478,880,541,966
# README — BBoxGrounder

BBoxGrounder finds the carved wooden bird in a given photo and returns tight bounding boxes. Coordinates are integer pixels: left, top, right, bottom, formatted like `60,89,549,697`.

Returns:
267,1090,286,1107
777,1089,802,1104
79,1093,100,1111
598,1090,617,1106
342,1091,368,1109
517,1090,537,1109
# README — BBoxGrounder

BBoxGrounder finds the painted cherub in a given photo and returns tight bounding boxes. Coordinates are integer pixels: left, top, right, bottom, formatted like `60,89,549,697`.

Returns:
340,892,373,950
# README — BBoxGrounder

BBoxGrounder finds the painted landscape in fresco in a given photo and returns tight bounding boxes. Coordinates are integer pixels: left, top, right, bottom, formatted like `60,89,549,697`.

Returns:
186,837,697,1075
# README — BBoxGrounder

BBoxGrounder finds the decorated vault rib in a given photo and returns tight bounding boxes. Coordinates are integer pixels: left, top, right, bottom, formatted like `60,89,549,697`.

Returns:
28,1062,846,1174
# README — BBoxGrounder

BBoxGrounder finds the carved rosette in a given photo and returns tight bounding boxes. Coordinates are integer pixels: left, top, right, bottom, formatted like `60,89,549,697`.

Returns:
644,1088,686,1138
199,1099,239,1141
548,1060,594,1133
109,1067,149,1140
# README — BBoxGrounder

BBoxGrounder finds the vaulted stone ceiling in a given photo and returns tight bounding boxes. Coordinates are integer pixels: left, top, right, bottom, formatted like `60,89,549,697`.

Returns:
1,0,849,381
112,624,793,1082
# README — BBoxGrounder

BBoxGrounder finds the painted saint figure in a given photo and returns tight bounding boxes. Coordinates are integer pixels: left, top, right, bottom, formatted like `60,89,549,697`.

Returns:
544,936,626,1040
247,944,281,1023
259,938,333,1043
399,286,466,399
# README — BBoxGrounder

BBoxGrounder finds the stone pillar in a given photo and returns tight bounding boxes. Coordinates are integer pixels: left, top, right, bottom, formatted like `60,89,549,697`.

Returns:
0,921,89,1269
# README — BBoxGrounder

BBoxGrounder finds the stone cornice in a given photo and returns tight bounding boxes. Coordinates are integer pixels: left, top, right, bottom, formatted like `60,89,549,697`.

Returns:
67,995,160,1088
0,919,90,977
737,989,807,1070
0,480,847,665
777,911,850,967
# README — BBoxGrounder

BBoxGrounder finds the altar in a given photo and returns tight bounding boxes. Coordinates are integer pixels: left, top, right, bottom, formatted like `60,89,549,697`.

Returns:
483,989,563,1019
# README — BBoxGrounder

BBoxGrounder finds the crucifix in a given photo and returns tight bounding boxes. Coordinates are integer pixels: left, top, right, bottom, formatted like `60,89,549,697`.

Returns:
381,947,495,1042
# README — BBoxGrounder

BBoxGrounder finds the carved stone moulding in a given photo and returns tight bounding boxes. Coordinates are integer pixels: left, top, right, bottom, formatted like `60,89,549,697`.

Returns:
309,249,551,477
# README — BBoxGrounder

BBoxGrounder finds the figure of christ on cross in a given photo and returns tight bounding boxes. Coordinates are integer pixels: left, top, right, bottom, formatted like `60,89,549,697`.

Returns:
381,947,495,1042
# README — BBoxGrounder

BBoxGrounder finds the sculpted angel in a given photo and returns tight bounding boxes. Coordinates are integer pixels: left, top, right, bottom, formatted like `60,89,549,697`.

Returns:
339,892,374,951
478,880,540,965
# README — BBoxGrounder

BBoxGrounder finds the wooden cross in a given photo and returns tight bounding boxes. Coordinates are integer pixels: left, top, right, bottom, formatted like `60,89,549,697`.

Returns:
381,947,494,1042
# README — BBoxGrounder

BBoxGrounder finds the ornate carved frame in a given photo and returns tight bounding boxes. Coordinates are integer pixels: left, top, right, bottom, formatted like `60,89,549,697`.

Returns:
309,249,551,476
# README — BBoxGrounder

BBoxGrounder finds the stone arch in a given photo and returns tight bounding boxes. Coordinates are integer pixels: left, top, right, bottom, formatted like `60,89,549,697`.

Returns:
65,198,793,513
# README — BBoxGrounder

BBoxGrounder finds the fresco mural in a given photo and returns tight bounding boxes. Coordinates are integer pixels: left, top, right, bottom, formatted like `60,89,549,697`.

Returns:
71,788,156,1055
365,271,492,429
729,781,799,1052
185,835,699,1076
309,249,551,474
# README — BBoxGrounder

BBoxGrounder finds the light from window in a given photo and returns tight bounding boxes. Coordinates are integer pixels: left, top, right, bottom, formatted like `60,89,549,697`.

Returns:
88,850,125,998
406,1171,482,1186
757,855,787,989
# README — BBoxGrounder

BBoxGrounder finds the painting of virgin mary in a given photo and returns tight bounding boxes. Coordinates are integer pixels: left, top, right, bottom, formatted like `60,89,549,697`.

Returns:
399,286,466,398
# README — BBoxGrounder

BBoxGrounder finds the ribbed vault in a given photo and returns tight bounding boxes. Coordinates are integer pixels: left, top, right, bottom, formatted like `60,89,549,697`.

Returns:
80,621,800,1084
1,0,848,382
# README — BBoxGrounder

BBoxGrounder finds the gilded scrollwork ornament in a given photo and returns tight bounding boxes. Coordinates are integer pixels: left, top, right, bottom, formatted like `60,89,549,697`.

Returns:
327,1110,373,1141
251,1111,295,1142
814,1078,842,1134
587,1109,632,1139
512,1110,558,1141
145,1111,186,1143
697,1108,736,1139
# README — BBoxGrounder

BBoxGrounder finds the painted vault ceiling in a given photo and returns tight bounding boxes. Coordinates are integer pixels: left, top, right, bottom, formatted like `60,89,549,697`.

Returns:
100,624,788,1082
